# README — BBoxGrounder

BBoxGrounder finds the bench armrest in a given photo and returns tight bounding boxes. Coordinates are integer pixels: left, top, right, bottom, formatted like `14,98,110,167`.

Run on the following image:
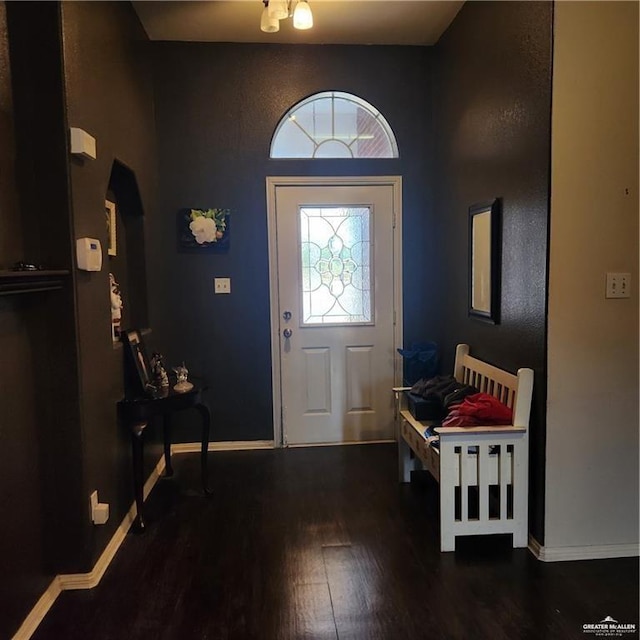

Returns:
434,425,526,436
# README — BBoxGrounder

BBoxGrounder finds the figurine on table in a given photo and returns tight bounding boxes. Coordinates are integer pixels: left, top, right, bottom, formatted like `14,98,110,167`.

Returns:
150,352,170,389
173,363,193,393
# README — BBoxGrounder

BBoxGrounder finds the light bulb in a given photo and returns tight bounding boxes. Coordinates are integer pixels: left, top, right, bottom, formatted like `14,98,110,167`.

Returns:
268,0,289,21
293,1,313,30
261,6,280,33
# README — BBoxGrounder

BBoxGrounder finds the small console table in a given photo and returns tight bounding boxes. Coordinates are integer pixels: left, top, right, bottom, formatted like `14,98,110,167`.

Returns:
118,384,211,532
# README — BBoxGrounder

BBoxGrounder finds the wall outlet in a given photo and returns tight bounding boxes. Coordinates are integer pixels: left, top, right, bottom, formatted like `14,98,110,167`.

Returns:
90,490,109,525
605,273,631,299
214,277,231,294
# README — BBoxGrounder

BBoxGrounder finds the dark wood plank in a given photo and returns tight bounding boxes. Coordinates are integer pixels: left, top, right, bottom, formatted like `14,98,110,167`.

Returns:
32,445,639,640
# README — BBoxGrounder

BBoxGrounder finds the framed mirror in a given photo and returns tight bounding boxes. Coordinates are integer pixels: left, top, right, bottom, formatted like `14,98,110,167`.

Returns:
468,198,501,324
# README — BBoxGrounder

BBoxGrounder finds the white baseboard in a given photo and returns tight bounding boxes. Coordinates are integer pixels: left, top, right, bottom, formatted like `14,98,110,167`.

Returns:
172,440,274,454
58,454,167,591
13,440,270,640
529,535,639,562
287,439,395,448
12,454,167,640
12,577,62,640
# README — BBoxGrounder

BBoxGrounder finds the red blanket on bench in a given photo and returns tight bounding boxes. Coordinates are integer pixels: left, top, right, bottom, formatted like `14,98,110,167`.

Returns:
441,393,513,428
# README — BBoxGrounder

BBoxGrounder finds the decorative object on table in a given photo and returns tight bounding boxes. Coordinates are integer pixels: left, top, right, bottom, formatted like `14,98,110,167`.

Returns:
122,329,157,398
105,199,117,257
177,208,230,253
109,272,123,341
173,362,194,393
468,198,501,324
11,261,44,271
150,352,170,388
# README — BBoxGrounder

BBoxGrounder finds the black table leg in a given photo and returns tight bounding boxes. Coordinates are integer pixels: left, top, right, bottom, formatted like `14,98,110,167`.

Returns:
195,402,212,494
163,414,173,477
131,422,147,532
120,385,210,533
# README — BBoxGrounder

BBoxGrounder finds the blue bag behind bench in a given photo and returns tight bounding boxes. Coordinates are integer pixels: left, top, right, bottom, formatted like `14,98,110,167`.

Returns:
397,341,439,386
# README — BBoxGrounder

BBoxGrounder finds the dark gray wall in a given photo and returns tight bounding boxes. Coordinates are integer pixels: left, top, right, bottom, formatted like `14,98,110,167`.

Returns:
0,5,50,633
149,43,438,442
432,1,553,541
60,0,158,565
1,3,157,636
1,3,83,635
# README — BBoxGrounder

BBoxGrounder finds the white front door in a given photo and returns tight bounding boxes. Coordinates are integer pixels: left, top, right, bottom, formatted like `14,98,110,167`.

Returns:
268,178,402,446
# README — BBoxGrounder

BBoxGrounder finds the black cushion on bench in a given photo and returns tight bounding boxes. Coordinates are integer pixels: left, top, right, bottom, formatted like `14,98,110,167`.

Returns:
407,375,478,421
407,392,446,421
410,374,458,398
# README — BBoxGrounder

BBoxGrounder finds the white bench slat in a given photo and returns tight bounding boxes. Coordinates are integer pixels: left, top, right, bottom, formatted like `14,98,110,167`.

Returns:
500,444,510,520
478,445,490,523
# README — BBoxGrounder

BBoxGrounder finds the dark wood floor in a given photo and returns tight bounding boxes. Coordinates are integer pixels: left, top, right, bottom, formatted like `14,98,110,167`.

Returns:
33,444,638,640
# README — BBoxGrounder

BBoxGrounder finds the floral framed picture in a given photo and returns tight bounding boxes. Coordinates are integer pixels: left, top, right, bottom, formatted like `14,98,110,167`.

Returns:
177,208,230,253
105,199,117,256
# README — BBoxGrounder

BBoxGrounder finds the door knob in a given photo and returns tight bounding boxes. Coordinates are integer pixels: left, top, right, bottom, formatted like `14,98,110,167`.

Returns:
283,328,293,339
283,311,292,321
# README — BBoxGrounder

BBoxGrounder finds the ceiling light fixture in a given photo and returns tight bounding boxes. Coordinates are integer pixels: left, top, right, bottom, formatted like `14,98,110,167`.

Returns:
268,0,288,20
293,1,313,30
260,1,314,33
261,2,279,33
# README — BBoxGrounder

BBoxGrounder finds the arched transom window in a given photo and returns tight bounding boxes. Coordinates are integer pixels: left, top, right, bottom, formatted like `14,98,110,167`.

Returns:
270,91,399,159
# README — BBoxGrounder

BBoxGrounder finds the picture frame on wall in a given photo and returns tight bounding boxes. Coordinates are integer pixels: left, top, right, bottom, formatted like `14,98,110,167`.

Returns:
105,199,117,257
177,208,231,253
122,329,156,397
468,198,501,324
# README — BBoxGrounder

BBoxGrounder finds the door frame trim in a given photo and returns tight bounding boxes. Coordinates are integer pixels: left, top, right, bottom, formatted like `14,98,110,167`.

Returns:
266,176,403,447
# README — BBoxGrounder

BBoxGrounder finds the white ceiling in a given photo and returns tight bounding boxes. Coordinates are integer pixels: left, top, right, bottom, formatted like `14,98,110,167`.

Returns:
132,1,465,46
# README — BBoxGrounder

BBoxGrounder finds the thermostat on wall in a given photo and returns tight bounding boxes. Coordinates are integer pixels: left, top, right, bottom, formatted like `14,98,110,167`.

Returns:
76,237,103,271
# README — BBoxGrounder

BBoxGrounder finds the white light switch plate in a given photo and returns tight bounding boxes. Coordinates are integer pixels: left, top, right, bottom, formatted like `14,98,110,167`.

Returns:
214,277,231,294
605,273,631,299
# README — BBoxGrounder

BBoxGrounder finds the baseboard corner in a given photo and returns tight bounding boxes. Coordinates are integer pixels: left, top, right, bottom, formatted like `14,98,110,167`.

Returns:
14,454,167,639
11,577,61,640
529,537,639,562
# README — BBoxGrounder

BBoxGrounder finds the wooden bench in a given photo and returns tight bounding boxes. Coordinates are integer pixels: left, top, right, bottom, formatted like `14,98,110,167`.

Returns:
396,344,534,552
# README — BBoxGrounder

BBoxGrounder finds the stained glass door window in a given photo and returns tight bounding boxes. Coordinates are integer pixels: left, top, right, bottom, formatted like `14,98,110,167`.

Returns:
299,206,373,325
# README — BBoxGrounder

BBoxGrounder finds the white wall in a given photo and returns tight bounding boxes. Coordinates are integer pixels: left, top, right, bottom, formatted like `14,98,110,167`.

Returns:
546,1,639,556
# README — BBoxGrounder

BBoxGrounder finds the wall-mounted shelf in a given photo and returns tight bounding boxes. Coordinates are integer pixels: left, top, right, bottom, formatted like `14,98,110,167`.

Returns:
0,270,70,296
